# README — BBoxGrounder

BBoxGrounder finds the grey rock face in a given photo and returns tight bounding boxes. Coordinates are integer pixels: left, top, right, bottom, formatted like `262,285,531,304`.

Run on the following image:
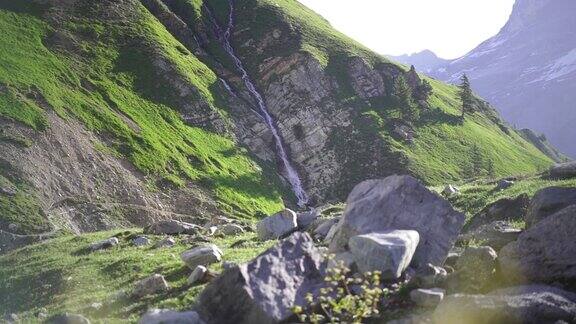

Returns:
329,176,465,268
550,161,576,179
144,220,200,235
410,288,445,308
139,309,204,324
452,246,498,293
499,205,576,288
466,194,530,232
348,230,419,279
89,237,119,252
432,285,576,324
180,245,223,270
458,221,522,251
348,57,386,99
133,274,169,298
256,209,298,241
196,232,325,324
525,187,576,228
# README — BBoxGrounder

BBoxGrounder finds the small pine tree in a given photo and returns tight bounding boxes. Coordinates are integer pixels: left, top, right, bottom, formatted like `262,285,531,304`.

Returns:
394,75,420,122
416,79,433,102
459,74,474,119
471,144,484,175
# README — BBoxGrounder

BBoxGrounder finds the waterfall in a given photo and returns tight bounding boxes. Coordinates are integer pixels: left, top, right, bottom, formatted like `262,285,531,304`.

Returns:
207,0,309,207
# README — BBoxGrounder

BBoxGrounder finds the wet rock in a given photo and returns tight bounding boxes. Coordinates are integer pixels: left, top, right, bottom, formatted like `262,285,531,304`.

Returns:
499,205,576,288
348,230,420,279
196,232,326,324
432,285,576,324
144,220,200,235
89,237,119,252
525,187,576,228
132,236,150,247
549,160,576,179
133,274,169,298
256,209,298,241
180,244,222,269
466,195,530,231
458,221,522,251
188,265,208,285
410,288,445,307
139,309,205,324
330,176,465,268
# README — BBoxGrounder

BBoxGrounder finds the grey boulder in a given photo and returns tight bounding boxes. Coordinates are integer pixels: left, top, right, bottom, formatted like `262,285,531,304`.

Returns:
196,232,326,324
499,205,576,289
432,285,576,324
132,236,150,247
256,209,298,241
133,274,169,298
296,209,320,230
180,244,223,269
451,246,498,293
144,220,200,235
466,194,530,232
89,237,119,252
410,288,445,308
348,230,419,279
217,224,244,236
458,221,522,251
525,187,576,228
188,266,208,285
550,160,576,179
139,309,204,324
330,176,465,268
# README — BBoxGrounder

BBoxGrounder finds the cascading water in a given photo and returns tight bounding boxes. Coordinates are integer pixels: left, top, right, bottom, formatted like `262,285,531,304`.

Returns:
207,0,309,207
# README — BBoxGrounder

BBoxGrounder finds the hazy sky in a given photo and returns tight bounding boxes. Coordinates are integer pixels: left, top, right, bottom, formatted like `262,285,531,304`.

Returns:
297,0,516,59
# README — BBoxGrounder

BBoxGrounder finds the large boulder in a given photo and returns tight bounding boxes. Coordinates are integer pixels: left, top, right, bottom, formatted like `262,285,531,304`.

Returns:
139,309,204,324
132,274,170,298
466,195,530,232
458,221,522,251
432,285,576,324
196,232,326,324
144,220,200,235
256,209,298,241
525,187,576,228
549,160,576,179
499,205,576,289
450,246,497,293
348,230,419,279
329,176,465,268
180,245,223,270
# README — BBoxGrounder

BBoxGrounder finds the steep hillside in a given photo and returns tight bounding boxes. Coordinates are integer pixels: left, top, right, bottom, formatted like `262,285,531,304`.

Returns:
426,0,576,157
0,0,555,238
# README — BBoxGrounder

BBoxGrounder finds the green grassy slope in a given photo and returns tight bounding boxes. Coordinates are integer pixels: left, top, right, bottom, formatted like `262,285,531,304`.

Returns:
0,0,283,220
0,230,273,322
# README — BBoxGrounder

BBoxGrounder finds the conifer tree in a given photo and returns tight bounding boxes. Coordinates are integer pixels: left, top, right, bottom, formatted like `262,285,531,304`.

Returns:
459,74,474,118
394,75,420,122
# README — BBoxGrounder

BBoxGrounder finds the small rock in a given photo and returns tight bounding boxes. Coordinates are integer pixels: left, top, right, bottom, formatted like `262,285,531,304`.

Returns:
256,209,298,241
496,179,514,190
132,236,150,247
89,237,119,252
442,185,459,197
312,217,339,240
139,309,205,324
180,245,222,269
466,195,530,231
348,230,420,279
410,288,445,307
272,29,282,39
188,266,208,285
7,223,19,232
217,224,244,236
133,274,169,298
154,237,176,248
296,209,320,230
452,246,497,293
48,313,91,324
458,221,522,251
144,220,200,235
412,263,448,288
444,251,461,268
0,186,16,197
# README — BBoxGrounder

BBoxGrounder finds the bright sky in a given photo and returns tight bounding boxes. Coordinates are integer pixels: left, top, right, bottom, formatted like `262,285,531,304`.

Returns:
297,0,516,59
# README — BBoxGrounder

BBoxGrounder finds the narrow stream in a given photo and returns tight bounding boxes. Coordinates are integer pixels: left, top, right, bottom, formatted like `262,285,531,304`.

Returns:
208,0,309,207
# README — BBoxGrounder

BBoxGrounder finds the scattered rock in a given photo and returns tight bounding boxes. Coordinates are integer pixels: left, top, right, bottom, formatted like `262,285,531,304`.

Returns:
549,160,576,179
47,313,91,324
330,176,465,268
452,246,497,293
132,274,169,298
410,288,445,307
7,223,19,232
180,244,223,269
143,220,200,235
89,237,119,252
312,217,339,241
432,285,576,324
499,205,576,288
296,209,320,230
348,230,420,279
132,236,150,247
411,263,448,288
154,237,176,248
0,186,16,197
496,179,514,190
188,266,208,285
256,209,298,241
466,194,530,232
196,232,326,324
217,224,244,236
458,221,522,251
442,185,459,197
139,309,205,324
204,216,234,229
525,187,576,228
